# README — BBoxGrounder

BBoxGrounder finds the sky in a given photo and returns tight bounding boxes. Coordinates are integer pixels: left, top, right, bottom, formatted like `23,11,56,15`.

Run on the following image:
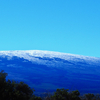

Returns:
0,0,100,57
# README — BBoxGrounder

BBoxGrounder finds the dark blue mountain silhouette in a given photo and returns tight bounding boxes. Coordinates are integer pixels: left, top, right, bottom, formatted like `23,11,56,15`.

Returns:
0,50,100,95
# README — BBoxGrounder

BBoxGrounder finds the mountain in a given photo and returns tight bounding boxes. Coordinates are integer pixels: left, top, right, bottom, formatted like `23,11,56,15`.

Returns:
0,50,100,95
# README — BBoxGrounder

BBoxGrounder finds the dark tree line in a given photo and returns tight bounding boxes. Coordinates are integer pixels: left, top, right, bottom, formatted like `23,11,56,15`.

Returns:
0,70,41,100
0,70,100,100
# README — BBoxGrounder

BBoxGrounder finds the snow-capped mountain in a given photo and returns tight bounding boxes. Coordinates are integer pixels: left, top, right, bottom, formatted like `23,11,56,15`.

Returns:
0,50,100,94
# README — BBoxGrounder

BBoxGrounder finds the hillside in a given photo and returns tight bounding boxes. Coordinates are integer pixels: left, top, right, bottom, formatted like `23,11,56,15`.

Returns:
0,50,100,94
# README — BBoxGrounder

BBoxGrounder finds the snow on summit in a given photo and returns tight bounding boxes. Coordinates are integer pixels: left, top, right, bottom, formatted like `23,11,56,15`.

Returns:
0,50,99,64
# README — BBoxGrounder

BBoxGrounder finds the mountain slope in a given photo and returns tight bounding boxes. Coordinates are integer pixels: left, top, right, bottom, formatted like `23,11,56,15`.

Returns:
0,50,100,94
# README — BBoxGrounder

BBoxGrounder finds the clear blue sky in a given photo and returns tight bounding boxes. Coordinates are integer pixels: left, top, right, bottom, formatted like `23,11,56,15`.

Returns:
0,0,100,57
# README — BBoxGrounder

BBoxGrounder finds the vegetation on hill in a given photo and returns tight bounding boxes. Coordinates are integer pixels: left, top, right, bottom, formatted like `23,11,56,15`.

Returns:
0,70,42,100
0,70,100,100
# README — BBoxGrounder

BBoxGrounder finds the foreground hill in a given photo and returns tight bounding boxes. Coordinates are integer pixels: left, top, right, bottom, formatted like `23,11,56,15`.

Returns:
0,50,100,94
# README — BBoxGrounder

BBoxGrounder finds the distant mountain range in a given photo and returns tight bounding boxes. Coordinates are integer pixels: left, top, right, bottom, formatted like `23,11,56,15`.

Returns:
0,50,100,95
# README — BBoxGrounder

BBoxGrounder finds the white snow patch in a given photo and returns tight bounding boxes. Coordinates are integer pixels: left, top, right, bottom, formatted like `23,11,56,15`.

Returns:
0,50,99,65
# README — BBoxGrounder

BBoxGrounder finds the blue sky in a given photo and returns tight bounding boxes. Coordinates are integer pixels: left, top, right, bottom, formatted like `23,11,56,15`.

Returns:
0,0,100,57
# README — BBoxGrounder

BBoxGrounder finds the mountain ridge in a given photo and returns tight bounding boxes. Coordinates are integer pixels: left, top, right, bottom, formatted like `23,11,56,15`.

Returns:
0,50,100,94
0,50,99,63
